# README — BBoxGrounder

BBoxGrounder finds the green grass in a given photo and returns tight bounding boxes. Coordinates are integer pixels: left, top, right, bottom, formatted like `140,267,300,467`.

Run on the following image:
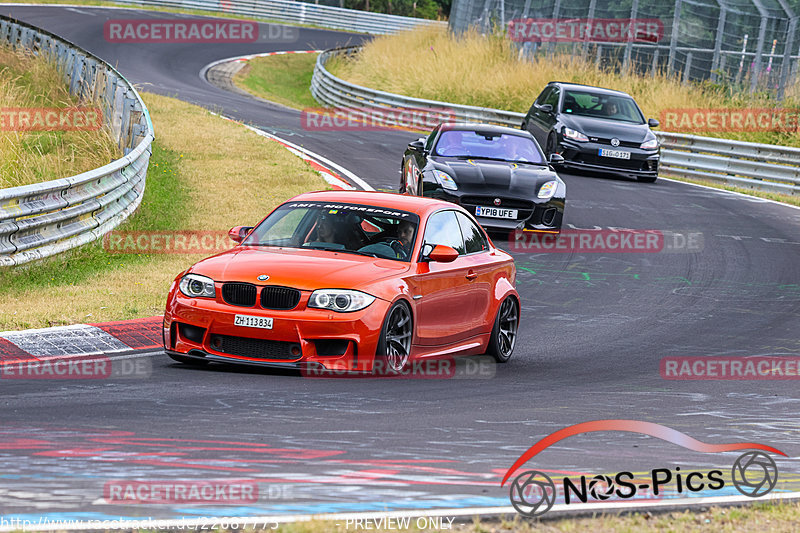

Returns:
0,141,186,294
233,53,320,110
123,501,800,532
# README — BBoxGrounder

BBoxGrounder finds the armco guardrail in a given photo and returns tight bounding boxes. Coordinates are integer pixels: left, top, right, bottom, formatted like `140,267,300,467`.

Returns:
113,0,445,35
311,47,524,126
0,15,153,267
657,133,800,195
312,46,800,196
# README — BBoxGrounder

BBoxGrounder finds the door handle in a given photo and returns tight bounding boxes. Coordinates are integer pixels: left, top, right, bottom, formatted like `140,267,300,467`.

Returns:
466,271,478,281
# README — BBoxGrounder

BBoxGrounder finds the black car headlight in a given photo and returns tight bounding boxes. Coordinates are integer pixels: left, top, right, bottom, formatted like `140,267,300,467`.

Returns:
640,138,659,150
538,180,558,199
309,289,376,312
179,274,216,298
433,170,458,191
563,127,589,142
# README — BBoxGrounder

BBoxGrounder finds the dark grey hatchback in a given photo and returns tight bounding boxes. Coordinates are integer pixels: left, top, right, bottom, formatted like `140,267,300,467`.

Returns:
522,82,660,183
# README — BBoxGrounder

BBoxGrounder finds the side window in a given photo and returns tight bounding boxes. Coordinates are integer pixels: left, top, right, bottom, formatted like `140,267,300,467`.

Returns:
456,212,489,254
423,211,466,255
535,87,552,106
544,87,560,109
425,126,440,151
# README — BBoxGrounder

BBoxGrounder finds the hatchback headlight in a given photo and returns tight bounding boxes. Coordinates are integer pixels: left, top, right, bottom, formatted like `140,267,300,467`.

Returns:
433,170,458,191
179,274,216,298
309,289,375,312
640,138,659,150
538,180,558,199
563,127,589,142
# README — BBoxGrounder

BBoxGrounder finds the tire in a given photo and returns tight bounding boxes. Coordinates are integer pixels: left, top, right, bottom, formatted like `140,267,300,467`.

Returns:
638,175,658,183
374,301,413,375
168,353,209,366
486,296,519,363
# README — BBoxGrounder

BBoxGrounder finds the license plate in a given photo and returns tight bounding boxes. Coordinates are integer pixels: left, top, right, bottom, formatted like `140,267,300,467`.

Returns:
234,315,273,329
475,206,518,219
598,148,631,159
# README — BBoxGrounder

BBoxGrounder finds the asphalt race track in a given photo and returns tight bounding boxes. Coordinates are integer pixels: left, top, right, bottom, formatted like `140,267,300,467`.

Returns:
1,5,800,522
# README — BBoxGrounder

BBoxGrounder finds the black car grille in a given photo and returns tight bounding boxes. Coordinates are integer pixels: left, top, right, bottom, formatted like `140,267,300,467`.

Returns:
209,334,301,360
460,196,534,210
261,286,301,310
592,137,641,149
221,282,257,307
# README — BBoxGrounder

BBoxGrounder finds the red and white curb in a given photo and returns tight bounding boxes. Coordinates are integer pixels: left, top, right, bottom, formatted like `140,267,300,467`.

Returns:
201,49,323,73
0,316,162,364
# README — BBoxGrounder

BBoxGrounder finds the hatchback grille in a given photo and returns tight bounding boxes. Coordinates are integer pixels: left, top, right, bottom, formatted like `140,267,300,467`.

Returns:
221,282,257,307
261,286,301,310
593,137,640,149
209,334,301,360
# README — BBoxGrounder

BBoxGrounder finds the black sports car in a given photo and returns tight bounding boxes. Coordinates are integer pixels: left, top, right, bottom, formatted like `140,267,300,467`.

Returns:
522,82,660,183
401,123,566,234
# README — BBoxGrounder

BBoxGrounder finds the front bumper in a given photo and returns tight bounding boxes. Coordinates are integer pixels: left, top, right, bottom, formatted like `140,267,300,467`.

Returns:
427,188,565,233
163,291,391,372
557,139,659,180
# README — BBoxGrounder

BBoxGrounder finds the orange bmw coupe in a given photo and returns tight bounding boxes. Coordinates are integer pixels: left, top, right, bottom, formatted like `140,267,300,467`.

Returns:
163,191,519,374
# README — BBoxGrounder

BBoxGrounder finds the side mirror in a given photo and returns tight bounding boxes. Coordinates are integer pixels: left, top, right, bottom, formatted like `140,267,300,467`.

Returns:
539,103,553,114
228,226,253,243
408,139,425,152
549,153,565,164
424,244,459,263
648,118,660,128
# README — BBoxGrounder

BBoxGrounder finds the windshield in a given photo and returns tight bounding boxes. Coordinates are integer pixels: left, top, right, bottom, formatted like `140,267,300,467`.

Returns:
561,90,645,124
242,201,420,262
433,130,545,164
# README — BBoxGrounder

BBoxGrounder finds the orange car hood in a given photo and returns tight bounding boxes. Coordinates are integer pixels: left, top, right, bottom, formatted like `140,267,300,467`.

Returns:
188,246,410,292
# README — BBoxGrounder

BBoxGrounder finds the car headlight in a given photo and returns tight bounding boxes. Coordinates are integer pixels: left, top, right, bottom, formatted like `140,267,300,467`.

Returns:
433,170,458,191
309,289,376,312
179,274,216,298
538,180,558,199
640,138,659,150
563,127,589,142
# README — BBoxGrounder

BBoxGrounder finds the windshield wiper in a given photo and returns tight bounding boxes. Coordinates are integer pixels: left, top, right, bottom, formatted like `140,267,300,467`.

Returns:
453,155,547,165
342,250,383,259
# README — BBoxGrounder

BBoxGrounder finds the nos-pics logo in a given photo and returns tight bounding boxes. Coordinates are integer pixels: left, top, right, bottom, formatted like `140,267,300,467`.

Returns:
501,420,784,517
